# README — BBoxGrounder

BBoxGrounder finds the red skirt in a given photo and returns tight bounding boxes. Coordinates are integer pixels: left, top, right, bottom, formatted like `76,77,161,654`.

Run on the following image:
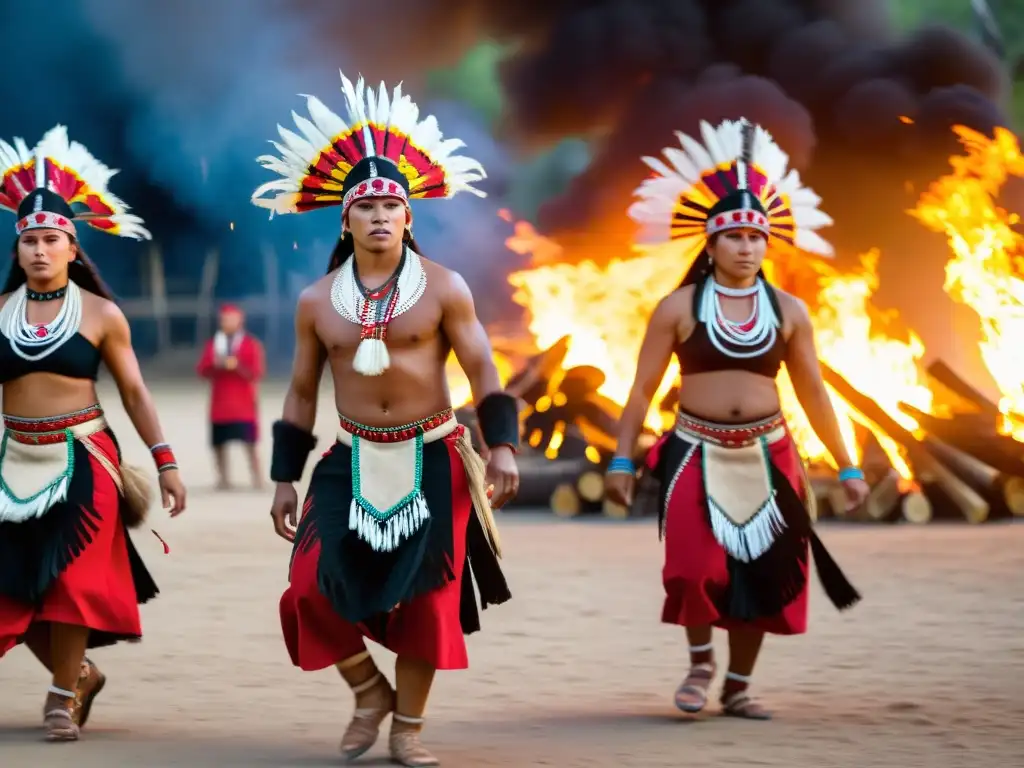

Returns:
280,425,485,671
643,411,860,635
0,427,152,657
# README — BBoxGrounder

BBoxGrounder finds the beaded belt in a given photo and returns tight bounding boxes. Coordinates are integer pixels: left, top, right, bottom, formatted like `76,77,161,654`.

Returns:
675,410,785,448
337,408,456,444
3,405,106,445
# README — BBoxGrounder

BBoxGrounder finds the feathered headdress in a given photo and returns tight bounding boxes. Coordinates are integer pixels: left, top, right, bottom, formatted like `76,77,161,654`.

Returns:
251,71,487,219
0,125,151,241
629,119,833,263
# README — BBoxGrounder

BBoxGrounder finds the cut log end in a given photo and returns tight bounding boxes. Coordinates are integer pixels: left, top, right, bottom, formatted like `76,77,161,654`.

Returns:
864,470,902,521
550,483,581,518
576,470,605,503
1002,476,1024,517
900,491,932,524
602,499,629,519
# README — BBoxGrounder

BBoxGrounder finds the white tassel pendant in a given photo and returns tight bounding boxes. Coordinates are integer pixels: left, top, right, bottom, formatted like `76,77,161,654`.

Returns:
353,337,390,376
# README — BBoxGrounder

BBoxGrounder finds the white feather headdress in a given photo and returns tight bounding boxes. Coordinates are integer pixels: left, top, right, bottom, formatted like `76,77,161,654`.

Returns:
629,119,833,264
251,71,487,217
0,125,151,240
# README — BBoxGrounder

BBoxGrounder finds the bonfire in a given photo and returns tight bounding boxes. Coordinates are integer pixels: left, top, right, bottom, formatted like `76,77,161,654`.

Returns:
446,126,1024,524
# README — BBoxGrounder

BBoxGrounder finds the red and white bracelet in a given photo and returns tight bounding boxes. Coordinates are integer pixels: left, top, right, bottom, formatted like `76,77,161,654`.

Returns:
150,442,178,473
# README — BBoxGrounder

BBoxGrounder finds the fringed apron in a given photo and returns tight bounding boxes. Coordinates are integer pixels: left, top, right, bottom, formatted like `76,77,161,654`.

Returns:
641,410,859,634
0,406,159,654
280,409,510,671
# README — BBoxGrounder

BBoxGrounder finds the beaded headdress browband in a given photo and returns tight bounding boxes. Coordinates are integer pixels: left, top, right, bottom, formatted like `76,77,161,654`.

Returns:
250,70,487,221
628,118,834,263
0,125,151,241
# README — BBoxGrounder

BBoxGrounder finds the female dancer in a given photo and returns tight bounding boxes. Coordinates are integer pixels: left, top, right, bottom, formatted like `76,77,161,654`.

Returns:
607,119,868,719
0,126,186,741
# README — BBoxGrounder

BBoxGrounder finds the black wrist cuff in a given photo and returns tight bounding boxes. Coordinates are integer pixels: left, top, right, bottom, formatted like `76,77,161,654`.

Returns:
476,393,520,452
270,420,318,482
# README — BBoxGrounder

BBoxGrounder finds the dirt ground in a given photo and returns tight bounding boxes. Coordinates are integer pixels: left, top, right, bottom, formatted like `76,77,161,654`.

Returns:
2,382,1023,767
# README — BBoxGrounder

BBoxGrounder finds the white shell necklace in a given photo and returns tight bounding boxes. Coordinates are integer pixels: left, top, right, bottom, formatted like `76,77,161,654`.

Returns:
0,280,83,361
697,275,779,359
330,247,427,376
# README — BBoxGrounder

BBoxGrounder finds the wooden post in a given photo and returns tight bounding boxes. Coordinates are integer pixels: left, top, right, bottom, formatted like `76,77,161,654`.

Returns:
148,245,170,354
261,244,281,357
195,248,220,345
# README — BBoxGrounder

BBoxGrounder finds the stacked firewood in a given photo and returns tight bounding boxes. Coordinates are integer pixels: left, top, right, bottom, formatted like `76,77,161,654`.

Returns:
457,342,1024,523
812,361,1024,525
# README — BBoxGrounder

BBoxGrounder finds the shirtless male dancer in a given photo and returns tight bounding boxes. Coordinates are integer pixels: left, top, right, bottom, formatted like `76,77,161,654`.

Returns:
252,72,519,766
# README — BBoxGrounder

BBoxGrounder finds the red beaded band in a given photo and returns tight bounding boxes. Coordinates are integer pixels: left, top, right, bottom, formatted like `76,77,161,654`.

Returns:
675,411,785,448
4,406,104,445
338,408,454,444
150,444,178,472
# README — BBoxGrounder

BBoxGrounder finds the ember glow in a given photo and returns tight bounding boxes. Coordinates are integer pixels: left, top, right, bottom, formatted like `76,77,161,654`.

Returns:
911,126,1024,441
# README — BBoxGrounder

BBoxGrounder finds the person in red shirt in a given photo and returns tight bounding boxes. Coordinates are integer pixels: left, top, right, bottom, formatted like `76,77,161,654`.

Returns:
196,304,265,489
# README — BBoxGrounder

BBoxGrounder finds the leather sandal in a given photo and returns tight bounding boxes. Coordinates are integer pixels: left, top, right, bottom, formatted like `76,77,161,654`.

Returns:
389,714,440,766
44,686,80,742
72,657,106,728
340,672,395,763
674,661,716,713
721,689,772,720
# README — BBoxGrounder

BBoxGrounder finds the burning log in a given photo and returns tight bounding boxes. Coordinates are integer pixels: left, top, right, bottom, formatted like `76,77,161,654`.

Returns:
898,404,1024,477
919,437,1024,519
820,363,990,524
505,336,571,403
926,360,1000,416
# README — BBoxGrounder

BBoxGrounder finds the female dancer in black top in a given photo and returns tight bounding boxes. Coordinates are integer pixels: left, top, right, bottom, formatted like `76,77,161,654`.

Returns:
0,126,186,740
608,119,867,719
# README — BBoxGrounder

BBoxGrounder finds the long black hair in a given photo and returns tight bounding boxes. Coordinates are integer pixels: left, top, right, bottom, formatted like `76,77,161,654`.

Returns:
4,234,115,300
325,228,425,275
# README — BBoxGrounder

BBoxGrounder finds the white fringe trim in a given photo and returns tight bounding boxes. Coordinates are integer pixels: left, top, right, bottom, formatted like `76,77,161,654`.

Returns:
0,475,71,523
708,493,787,563
348,492,429,552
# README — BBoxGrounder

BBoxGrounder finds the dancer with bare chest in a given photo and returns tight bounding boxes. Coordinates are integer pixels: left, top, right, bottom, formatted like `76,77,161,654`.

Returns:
252,72,518,766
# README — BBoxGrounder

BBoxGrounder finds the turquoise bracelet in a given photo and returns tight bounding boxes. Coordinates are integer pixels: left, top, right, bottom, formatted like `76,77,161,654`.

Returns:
838,466,865,482
607,456,637,475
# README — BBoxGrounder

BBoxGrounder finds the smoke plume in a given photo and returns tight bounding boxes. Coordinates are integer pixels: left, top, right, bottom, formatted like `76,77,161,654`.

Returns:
0,1,1015,372
478,1,1010,264
0,0,516,332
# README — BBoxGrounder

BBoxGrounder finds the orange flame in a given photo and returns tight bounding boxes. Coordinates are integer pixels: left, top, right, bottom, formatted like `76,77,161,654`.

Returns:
501,219,931,477
911,126,1024,441
446,350,516,408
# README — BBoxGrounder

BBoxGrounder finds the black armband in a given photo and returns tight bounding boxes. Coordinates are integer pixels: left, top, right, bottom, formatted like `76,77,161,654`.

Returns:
476,393,520,452
270,420,318,482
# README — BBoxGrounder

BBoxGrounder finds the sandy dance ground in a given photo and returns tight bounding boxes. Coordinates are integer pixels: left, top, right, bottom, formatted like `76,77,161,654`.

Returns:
1,381,1023,767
